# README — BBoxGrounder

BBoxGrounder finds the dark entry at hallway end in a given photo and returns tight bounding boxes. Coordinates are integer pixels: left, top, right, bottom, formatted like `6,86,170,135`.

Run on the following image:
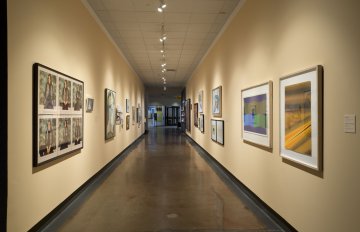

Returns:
38,127,291,232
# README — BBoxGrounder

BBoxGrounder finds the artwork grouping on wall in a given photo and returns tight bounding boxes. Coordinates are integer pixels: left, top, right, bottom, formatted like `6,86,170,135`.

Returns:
33,63,84,166
105,88,116,140
241,81,273,148
194,103,198,127
211,119,224,145
280,65,323,171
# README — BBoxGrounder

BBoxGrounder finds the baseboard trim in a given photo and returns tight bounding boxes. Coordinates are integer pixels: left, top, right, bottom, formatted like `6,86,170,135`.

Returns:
185,135,297,232
29,133,145,232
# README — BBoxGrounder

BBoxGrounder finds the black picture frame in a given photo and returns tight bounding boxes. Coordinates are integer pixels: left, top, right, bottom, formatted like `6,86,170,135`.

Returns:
33,63,84,167
211,119,224,145
105,88,116,140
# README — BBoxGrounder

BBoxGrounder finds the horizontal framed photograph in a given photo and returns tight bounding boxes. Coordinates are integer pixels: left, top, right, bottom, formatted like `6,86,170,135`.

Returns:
33,63,84,166
211,119,224,145
280,65,323,171
241,81,273,148
212,86,222,117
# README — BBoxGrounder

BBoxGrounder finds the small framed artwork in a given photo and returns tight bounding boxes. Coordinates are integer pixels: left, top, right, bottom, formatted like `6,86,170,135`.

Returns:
212,86,222,117
126,99,130,113
241,81,273,148
105,88,116,140
280,65,323,171
126,115,130,130
86,98,94,112
116,106,122,125
185,99,191,132
211,119,224,145
132,106,136,125
211,119,217,141
198,90,204,113
33,63,84,166
194,103,199,127
199,114,204,133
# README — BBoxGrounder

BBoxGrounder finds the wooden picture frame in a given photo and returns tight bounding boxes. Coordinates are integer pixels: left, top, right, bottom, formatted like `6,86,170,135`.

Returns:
105,88,116,140
241,81,273,148
280,65,323,171
212,86,222,117
33,63,84,166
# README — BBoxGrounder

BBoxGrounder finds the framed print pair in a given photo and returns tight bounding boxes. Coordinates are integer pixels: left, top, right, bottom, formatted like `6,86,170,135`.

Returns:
241,81,273,148
211,119,224,145
33,63,84,166
212,86,222,117
280,65,323,171
105,88,116,140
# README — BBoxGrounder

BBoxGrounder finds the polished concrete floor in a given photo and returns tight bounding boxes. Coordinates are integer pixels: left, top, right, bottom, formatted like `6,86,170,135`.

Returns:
42,127,286,232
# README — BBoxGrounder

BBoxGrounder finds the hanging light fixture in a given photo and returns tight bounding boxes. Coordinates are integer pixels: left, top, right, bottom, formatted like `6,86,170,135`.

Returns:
159,24,167,42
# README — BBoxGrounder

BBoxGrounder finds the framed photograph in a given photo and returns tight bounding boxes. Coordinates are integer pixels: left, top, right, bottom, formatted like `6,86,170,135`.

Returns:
105,88,116,140
86,98,94,112
241,81,273,148
126,115,130,130
212,86,222,117
211,119,217,141
211,119,224,145
280,65,323,171
33,63,84,166
194,103,199,127
136,107,139,123
132,106,136,125
126,99,130,113
116,107,121,125
198,90,204,113
185,99,191,132
199,114,204,133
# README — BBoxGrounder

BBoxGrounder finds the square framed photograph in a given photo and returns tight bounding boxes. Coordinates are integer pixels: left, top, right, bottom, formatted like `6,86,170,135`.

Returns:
194,103,198,127
212,86,222,117
280,65,323,171
86,98,94,112
33,63,84,166
198,90,204,113
126,98,130,113
241,81,273,148
211,119,217,141
199,114,204,133
105,88,116,140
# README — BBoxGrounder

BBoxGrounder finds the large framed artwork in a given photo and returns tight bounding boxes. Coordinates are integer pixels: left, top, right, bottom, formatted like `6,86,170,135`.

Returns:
33,63,84,167
198,90,204,113
212,86,222,117
194,103,199,127
211,119,224,145
241,81,273,148
280,65,323,171
105,88,116,140
199,114,204,133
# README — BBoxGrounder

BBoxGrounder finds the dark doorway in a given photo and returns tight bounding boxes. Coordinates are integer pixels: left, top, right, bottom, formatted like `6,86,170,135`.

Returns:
165,106,180,126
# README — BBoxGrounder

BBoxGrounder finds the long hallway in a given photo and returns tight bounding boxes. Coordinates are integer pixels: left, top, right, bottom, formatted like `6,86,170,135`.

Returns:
42,127,286,232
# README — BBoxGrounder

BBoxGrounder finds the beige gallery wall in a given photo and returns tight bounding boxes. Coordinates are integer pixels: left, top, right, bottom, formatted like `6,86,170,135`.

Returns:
186,0,360,231
8,0,145,231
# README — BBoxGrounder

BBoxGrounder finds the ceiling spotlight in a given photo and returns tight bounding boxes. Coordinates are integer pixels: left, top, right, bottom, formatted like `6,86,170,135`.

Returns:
164,86,167,91
159,34,167,42
161,63,166,67
157,0,167,12
162,68,166,73
160,49,164,53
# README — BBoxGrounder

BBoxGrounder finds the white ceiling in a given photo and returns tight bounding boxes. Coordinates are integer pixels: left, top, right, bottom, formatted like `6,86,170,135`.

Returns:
86,0,242,88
